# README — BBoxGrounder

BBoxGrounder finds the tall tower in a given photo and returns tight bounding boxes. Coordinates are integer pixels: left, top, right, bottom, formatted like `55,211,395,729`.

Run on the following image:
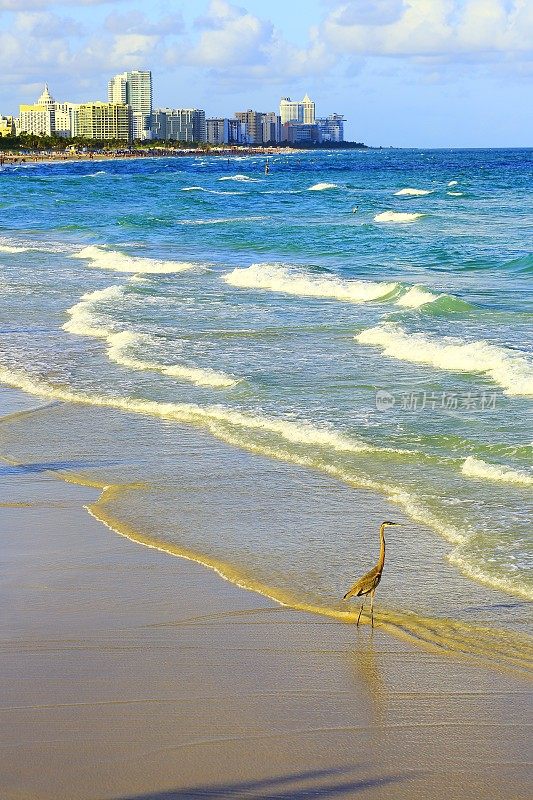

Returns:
301,93,315,124
108,70,152,139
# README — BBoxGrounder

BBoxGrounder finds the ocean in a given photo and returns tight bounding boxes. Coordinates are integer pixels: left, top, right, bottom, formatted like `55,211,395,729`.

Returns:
0,148,531,671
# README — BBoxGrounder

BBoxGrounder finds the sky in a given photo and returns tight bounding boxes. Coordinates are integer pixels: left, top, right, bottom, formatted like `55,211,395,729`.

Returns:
1,0,532,147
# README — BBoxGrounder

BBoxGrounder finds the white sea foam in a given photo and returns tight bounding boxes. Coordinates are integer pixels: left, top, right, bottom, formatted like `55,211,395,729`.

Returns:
0,244,31,253
106,331,239,388
218,174,260,182
374,211,425,223
356,322,533,396
448,180,458,186
447,191,464,196
175,216,268,226
73,245,198,274
62,285,124,338
462,456,533,487
395,286,443,308
0,364,394,455
224,263,398,303
63,289,238,389
394,188,433,196
308,182,339,191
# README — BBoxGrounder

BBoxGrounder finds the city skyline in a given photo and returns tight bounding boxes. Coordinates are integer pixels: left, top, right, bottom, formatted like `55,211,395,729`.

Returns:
7,77,346,145
1,0,532,147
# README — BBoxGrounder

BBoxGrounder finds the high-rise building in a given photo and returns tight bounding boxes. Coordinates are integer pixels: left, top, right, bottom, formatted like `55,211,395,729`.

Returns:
235,110,265,144
206,118,230,145
54,102,80,137
279,94,315,130
279,97,302,125
17,84,56,136
301,94,315,124
228,118,247,145
0,116,15,137
151,109,206,142
108,71,152,139
78,102,130,140
316,114,345,143
261,112,281,143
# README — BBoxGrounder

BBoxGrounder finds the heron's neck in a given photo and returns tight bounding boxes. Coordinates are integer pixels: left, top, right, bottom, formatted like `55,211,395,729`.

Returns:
377,525,386,570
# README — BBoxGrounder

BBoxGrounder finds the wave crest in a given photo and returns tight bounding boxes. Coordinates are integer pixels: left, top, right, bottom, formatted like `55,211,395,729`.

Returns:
374,211,425,223
462,456,533,487
308,182,338,191
63,288,238,389
224,263,398,303
394,188,433,196
73,245,199,274
356,323,533,396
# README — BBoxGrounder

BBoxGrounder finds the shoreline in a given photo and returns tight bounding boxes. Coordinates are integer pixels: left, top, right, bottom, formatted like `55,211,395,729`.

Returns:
1,386,532,799
0,145,369,167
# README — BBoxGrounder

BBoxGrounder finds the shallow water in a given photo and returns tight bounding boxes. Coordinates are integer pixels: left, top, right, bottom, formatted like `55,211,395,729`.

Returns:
0,149,531,666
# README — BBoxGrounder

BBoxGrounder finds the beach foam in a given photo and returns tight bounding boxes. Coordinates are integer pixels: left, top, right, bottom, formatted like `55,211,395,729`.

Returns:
374,211,425,223
308,183,339,191
394,188,433,196
356,322,533,396
63,289,238,389
0,244,31,253
223,263,398,303
106,331,239,389
462,456,533,487
0,363,399,457
73,245,198,274
63,285,124,337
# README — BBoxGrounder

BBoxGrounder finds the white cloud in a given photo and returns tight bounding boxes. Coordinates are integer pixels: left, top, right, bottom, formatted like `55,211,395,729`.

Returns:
0,1,123,7
322,0,533,57
188,0,333,82
104,10,184,36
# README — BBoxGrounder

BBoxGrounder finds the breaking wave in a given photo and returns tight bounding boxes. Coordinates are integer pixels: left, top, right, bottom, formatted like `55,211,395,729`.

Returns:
448,180,459,186
223,263,398,303
73,245,199,274
308,182,339,191
374,211,425,223
394,188,433,196
447,191,464,196
223,264,466,312
462,456,533,487
356,323,533,396
218,174,260,182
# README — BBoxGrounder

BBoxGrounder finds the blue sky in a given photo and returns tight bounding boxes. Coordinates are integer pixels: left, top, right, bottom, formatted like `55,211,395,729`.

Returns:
1,0,532,146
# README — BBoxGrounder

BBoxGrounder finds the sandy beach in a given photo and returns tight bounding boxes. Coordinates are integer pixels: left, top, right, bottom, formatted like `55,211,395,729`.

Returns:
1,386,531,800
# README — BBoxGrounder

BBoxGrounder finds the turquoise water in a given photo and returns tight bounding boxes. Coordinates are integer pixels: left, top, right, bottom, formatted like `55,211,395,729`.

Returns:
0,149,532,630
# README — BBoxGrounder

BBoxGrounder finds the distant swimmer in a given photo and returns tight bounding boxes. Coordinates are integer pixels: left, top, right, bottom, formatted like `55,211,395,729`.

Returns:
265,159,270,175
352,206,358,213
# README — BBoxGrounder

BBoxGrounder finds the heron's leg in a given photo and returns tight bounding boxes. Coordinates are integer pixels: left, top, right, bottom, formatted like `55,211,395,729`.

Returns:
370,590,375,628
356,597,365,626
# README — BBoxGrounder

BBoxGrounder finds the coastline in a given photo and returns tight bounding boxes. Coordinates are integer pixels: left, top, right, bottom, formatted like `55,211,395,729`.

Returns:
1,386,531,800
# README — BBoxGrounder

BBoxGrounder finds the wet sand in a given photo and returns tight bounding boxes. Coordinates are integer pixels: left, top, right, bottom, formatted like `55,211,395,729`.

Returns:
0,392,531,799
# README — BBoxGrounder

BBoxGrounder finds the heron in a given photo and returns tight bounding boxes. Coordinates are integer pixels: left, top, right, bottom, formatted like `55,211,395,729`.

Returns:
342,521,399,628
